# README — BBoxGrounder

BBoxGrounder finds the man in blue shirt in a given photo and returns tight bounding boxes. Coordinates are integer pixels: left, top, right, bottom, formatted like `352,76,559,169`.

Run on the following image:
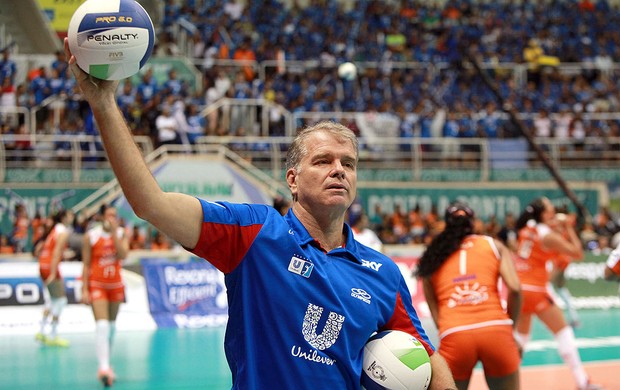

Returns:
64,39,456,390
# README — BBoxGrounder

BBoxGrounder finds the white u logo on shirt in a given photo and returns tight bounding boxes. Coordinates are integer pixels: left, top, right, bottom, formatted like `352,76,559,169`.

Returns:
302,303,345,350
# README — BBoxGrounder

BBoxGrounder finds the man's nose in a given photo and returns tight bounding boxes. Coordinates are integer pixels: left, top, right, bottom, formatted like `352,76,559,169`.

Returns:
331,161,346,178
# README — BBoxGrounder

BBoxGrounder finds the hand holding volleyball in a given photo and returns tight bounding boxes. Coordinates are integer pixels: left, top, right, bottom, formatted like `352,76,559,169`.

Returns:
361,330,432,390
67,0,155,80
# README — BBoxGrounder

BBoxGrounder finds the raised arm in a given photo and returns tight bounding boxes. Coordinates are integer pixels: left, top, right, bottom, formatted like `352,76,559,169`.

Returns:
542,217,583,261
64,39,202,249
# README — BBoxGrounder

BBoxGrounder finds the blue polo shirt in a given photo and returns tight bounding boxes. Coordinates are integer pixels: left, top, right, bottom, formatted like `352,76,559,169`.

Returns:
191,200,434,390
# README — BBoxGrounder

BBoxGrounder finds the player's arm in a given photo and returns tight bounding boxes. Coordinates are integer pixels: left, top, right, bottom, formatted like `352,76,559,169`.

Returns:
428,352,457,390
495,239,522,326
109,215,129,260
421,277,439,327
46,230,69,285
81,232,92,304
544,218,583,261
114,227,130,261
64,39,202,250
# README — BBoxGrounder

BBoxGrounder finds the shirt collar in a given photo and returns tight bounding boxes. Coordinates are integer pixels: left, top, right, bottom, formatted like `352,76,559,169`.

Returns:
284,209,363,264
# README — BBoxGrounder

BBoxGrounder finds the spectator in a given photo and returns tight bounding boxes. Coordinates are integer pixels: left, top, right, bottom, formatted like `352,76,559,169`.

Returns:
155,105,181,147
0,75,16,122
29,67,51,131
150,230,171,251
185,103,207,144
0,234,15,254
162,69,185,98
233,36,257,82
0,47,16,80
136,68,159,106
129,225,146,250
351,212,383,253
533,108,553,138
11,203,30,253
51,50,68,79
408,204,427,244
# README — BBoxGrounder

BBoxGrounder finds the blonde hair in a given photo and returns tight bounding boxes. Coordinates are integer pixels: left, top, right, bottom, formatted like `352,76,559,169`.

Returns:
285,121,359,172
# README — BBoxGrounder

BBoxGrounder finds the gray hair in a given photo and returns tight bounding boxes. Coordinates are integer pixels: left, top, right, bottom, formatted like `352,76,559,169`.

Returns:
285,121,359,172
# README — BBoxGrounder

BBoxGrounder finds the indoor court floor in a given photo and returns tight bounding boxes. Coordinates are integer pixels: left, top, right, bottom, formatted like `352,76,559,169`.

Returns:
1,308,618,389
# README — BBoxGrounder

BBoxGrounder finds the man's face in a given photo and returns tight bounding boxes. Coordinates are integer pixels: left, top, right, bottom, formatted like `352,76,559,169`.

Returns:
288,131,357,213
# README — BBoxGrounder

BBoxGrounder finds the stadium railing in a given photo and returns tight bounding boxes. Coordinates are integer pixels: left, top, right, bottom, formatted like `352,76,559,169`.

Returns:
2,130,619,185
0,134,153,183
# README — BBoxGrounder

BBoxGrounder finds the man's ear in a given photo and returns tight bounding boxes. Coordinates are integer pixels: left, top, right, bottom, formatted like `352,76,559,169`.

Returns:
286,168,297,199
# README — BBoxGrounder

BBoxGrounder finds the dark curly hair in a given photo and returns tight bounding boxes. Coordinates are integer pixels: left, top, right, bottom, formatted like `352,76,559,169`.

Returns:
416,201,475,278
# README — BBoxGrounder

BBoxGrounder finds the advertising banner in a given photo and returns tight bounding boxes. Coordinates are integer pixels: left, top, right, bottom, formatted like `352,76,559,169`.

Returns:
358,186,601,224
37,0,86,36
0,261,82,306
0,260,155,334
0,187,96,244
141,259,228,328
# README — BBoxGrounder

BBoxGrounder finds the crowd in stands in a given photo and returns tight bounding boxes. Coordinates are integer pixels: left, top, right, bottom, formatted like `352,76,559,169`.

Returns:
2,198,618,258
1,0,620,154
359,201,620,254
0,204,172,257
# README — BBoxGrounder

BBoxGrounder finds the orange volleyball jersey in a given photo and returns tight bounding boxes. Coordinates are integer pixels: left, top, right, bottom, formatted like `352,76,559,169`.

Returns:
86,226,123,286
12,215,29,240
430,235,512,338
515,223,553,289
607,247,620,276
38,224,69,270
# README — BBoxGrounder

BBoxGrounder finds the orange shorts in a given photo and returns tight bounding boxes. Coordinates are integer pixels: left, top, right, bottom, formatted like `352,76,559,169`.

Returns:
89,284,125,303
39,267,61,281
521,289,555,314
439,325,520,380
553,256,571,271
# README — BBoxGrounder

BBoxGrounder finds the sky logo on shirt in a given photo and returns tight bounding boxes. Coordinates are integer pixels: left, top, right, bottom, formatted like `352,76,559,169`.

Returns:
288,256,314,278
361,259,382,272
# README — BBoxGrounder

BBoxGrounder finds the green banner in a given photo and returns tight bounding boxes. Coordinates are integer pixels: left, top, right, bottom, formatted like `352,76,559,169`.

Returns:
356,168,620,183
130,58,200,94
357,186,600,223
4,169,115,183
0,188,96,246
